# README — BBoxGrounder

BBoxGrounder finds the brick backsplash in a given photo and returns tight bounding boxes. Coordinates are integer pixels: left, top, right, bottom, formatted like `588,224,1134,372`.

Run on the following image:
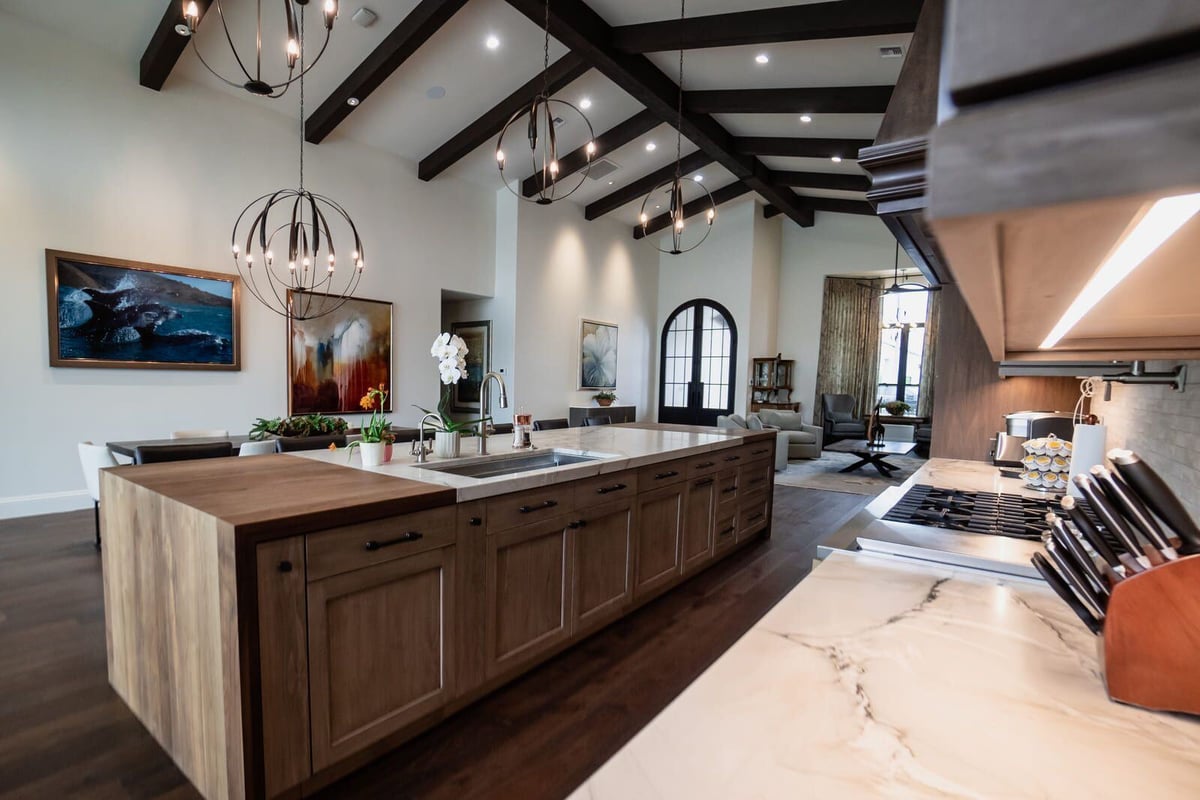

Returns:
1089,361,1200,523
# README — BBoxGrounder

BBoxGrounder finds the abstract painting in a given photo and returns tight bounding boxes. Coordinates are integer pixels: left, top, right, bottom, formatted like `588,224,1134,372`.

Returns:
579,318,618,390
287,292,392,415
450,320,490,412
46,250,239,370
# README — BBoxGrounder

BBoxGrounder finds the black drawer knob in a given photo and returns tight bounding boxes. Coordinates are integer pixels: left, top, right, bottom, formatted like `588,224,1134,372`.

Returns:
277,560,293,573
469,516,483,526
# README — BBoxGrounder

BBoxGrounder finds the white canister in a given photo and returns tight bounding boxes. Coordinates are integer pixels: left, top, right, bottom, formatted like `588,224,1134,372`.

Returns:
1067,424,1107,497
434,430,461,459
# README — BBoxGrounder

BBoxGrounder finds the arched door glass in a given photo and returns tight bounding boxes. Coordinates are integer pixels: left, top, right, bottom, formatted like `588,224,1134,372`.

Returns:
658,300,737,426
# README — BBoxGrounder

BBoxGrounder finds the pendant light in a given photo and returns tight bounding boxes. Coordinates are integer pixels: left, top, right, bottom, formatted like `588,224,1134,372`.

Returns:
495,0,596,204
181,0,338,98
230,15,363,321
639,0,716,255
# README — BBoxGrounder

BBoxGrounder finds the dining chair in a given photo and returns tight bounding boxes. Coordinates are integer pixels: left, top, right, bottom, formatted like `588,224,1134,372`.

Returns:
274,434,347,452
171,429,229,439
134,442,233,464
238,439,278,456
78,442,118,550
583,416,612,426
532,418,569,431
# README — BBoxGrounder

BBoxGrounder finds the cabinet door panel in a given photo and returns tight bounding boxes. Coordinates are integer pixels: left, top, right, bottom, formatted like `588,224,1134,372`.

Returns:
308,547,455,770
486,515,572,676
634,484,684,598
682,476,716,574
572,500,633,633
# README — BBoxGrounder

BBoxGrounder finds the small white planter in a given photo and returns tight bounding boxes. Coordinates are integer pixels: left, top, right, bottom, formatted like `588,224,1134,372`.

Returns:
358,441,388,467
434,431,461,459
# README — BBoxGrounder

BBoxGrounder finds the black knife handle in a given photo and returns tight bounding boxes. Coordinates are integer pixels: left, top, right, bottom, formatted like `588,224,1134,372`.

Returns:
1110,449,1200,555
1032,553,1103,635
1046,541,1106,620
1072,474,1144,557
1047,515,1110,601
1092,466,1175,556
1060,496,1121,568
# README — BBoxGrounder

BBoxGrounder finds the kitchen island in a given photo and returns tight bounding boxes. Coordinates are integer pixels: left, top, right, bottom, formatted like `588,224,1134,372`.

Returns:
99,423,777,799
567,549,1200,799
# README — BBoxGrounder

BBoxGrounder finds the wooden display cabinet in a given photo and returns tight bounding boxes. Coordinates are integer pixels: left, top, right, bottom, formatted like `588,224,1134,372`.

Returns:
750,355,799,412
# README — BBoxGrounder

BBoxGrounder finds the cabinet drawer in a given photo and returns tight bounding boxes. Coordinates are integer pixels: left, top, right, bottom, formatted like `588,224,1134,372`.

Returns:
716,468,739,511
715,446,749,469
738,460,772,497
686,453,721,479
738,495,770,541
307,506,456,582
714,514,737,552
637,459,687,491
573,470,637,509
487,485,575,534
744,441,775,463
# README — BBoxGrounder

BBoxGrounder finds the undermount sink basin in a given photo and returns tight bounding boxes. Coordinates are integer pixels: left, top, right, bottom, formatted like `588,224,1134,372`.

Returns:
418,449,603,479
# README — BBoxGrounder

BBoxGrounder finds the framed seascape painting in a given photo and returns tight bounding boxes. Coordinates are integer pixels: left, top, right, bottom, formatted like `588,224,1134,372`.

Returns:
450,319,491,413
46,250,240,370
579,318,618,390
287,291,392,415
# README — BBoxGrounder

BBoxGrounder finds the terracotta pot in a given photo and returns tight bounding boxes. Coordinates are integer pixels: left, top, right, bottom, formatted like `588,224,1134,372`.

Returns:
597,398,614,407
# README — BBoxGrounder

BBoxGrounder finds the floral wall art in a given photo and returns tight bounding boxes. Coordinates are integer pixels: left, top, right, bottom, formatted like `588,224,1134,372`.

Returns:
579,318,618,390
287,292,392,415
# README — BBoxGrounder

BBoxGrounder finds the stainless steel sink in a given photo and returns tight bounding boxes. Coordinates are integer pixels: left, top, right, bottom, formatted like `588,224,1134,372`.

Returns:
417,450,602,479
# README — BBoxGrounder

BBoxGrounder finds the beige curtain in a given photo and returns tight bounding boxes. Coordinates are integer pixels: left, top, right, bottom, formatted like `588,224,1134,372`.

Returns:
814,277,882,426
917,289,942,418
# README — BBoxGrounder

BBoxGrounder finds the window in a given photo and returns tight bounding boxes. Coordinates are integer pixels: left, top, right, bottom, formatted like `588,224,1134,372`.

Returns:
876,290,928,408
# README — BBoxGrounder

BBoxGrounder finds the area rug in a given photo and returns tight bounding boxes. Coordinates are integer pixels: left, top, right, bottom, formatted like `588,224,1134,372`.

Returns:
774,451,926,496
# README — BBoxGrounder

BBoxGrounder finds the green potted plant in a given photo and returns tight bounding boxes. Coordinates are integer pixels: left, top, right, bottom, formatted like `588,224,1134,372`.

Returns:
415,332,489,458
347,384,392,466
593,390,617,408
249,413,348,440
884,400,912,417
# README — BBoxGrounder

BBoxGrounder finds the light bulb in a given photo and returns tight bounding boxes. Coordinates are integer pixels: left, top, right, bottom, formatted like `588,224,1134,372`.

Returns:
707,209,715,221
288,261,296,271
245,254,254,265
549,160,559,175
585,141,596,156
645,142,657,152
324,0,337,15
675,219,685,231
755,53,769,64
302,257,310,268
231,243,239,255
485,34,500,50
799,114,812,123
351,250,359,260
495,149,505,164
356,259,364,270
831,155,843,163
184,1,199,22
265,249,274,263
639,212,649,225
580,97,592,110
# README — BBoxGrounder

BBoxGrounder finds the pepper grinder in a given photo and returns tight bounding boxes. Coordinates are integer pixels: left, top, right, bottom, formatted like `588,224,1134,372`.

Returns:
513,412,533,449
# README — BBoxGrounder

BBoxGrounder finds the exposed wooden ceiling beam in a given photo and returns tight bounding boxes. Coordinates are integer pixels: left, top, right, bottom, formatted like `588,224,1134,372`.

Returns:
140,0,211,90
633,182,756,239
522,109,659,197
610,0,923,53
763,197,876,218
584,151,713,221
735,137,875,159
502,0,813,229
685,86,894,115
306,0,470,144
773,171,870,192
418,53,589,181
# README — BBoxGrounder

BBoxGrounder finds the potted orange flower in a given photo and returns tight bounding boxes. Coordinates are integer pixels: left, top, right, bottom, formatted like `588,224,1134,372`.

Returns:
348,384,392,467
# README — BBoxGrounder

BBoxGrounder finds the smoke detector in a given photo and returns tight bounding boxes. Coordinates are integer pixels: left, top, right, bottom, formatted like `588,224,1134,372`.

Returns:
352,8,378,28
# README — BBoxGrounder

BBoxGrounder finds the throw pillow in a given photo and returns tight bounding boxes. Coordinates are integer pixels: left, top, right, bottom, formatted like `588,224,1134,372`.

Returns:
747,415,764,430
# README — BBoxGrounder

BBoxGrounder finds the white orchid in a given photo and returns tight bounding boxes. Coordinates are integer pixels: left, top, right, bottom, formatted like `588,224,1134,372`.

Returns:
430,332,470,385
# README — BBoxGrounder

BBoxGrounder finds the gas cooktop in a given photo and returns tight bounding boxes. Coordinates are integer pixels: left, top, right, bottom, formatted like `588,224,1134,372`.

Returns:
881,485,1128,555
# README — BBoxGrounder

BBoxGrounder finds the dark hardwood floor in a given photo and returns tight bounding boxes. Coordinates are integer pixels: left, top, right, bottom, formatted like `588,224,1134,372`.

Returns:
0,486,866,800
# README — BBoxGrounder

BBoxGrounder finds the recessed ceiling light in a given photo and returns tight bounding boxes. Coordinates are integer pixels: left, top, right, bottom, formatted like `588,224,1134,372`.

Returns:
485,34,500,50
645,142,657,152
426,86,446,100
346,97,360,107
580,96,592,110
607,180,614,185
655,204,661,209
693,174,703,182
755,53,769,65
799,114,812,123
830,155,843,163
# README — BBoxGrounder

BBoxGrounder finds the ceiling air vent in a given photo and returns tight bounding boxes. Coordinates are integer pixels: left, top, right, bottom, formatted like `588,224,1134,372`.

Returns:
586,158,620,181
879,45,904,58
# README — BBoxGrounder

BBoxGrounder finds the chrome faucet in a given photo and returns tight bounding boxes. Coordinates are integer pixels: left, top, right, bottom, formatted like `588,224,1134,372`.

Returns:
478,371,509,455
412,412,442,463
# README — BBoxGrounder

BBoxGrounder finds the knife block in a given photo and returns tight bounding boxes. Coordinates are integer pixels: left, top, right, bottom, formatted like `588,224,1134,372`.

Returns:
1100,553,1200,716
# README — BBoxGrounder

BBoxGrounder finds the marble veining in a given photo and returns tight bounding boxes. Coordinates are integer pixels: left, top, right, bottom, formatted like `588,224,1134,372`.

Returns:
291,425,753,501
567,552,1200,799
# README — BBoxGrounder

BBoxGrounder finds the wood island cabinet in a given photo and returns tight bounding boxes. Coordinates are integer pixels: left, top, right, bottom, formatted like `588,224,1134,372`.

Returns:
100,430,776,800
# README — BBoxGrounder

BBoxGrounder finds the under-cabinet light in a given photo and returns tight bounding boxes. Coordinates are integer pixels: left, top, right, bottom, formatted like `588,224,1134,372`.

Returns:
1040,192,1200,349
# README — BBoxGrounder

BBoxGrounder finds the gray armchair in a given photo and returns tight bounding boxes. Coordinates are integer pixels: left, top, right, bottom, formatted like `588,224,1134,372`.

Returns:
716,414,788,471
756,409,823,460
820,393,867,444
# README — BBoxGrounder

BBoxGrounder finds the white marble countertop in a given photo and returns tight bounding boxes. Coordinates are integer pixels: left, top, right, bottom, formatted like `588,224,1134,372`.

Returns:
568,551,1200,799
292,425,758,502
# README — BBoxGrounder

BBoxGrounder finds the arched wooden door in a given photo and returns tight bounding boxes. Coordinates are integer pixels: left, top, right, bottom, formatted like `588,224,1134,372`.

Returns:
658,300,737,426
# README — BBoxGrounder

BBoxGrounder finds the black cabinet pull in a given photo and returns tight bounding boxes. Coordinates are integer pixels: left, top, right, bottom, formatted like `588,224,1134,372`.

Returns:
696,461,715,468
752,448,769,456
722,485,738,494
718,526,735,537
518,500,558,514
469,516,482,526
724,455,741,462
277,560,293,573
693,477,715,487
364,531,423,551
596,483,627,495
655,470,679,480
567,519,588,529
567,520,580,529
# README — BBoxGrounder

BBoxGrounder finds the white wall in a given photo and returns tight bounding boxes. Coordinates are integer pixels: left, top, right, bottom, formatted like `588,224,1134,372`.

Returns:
0,11,495,517
776,213,916,423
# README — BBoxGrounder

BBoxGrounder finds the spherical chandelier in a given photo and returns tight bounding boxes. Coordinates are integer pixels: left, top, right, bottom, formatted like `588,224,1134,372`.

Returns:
495,0,596,204
181,0,338,98
230,19,363,320
639,0,716,255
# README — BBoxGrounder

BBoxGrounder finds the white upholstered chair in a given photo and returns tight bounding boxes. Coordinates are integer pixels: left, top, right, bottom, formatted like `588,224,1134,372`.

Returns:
78,441,118,550
171,429,229,439
238,439,277,456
